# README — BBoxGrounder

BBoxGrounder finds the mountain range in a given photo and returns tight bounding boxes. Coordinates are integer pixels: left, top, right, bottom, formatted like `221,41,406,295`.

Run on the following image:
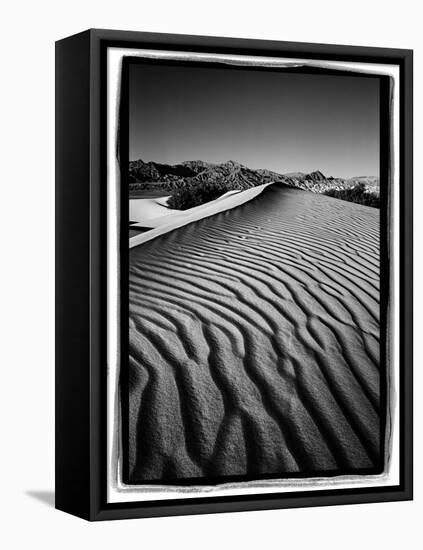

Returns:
128,159,379,196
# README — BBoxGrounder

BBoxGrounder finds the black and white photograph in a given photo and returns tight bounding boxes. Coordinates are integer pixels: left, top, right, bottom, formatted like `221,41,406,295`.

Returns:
120,59,390,485
1,0,418,541
52,23,413,526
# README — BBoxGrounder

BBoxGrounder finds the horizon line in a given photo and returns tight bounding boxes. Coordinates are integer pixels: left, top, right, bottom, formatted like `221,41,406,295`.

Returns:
128,156,379,180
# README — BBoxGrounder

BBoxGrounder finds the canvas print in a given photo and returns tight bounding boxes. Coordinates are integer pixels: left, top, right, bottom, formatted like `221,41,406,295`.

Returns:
120,60,388,485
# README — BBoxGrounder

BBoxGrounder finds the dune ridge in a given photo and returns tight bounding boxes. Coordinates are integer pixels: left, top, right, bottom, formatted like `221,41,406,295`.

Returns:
125,184,382,484
129,183,272,247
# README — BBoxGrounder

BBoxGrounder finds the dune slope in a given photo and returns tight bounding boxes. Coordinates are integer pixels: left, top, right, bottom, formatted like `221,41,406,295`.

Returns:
125,184,382,484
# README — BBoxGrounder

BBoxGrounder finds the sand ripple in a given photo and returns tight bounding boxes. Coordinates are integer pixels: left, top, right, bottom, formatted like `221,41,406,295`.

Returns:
125,184,383,484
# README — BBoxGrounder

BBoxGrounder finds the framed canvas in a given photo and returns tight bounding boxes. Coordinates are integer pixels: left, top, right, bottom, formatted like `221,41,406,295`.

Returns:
55,29,413,521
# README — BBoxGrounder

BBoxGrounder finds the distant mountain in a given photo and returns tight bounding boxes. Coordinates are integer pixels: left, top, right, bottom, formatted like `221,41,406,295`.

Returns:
128,158,379,199
129,159,198,182
129,159,275,191
346,176,380,192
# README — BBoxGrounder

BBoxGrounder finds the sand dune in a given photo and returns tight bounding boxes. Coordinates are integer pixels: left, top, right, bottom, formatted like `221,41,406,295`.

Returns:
129,195,172,225
129,183,271,246
125,184,382,484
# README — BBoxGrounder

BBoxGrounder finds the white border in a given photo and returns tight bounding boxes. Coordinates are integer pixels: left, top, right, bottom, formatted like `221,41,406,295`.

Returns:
107,47,400,503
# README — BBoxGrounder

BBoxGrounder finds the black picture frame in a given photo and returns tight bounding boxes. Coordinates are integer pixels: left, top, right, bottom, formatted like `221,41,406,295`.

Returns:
55,28,413,521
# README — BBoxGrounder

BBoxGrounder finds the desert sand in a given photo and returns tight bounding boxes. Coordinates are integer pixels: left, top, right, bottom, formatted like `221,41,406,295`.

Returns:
126,183,381,483
129,184,271,245
130,195,173,225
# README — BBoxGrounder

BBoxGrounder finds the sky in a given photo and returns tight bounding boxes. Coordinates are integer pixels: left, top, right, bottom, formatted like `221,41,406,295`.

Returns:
128,62,380,179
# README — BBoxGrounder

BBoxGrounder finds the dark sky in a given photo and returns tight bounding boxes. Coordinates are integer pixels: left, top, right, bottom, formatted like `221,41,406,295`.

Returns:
128,62,380,178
